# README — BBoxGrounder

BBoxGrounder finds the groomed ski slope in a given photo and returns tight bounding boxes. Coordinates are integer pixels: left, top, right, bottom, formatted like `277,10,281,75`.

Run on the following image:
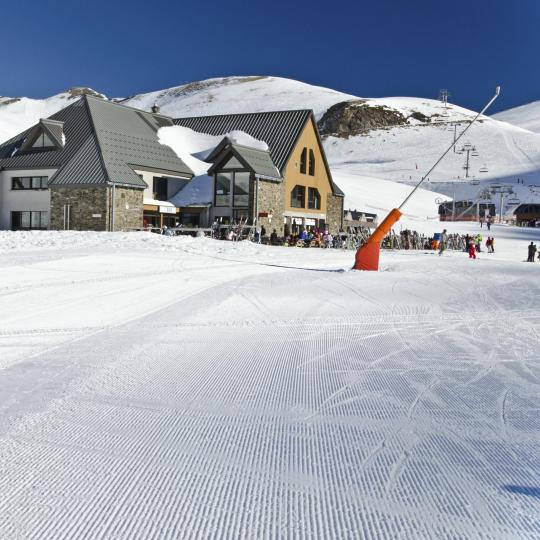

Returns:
0,225,539,539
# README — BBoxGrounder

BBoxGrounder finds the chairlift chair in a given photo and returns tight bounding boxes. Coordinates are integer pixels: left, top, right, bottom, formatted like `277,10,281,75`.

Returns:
508,197,520,205
471,179,480,185
472,151,479,157
479,165,489,173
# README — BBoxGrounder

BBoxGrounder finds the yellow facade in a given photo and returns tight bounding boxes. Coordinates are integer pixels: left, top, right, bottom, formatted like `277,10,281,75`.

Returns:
283,118,333,215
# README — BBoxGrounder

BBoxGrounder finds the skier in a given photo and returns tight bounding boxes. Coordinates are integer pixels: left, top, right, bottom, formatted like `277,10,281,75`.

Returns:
527,242,537,262
468,240,477,259
270,229,279,245
439,229,448,256
486,216,492,231
485,237,495,253
475,233,483,252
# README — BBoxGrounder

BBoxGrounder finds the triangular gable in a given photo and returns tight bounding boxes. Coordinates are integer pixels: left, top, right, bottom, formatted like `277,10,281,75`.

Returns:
221,155,245,169
207,145,251,175
20,119,65,151
283,113,344,198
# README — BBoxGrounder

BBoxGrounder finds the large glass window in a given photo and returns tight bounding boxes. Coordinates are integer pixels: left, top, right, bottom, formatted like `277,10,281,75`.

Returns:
11,211,48,230
233,172,250,208
12,176,48,190
308,187,321,209
291,185,306,208
308,149,315,176
153,177,168,201
215,173,232,206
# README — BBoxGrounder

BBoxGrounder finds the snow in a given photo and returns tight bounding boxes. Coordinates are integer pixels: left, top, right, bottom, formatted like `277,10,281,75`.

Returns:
333,171,445,218
0,225,539,538
122,76,358,120
494,100,540,134
143,197,175,207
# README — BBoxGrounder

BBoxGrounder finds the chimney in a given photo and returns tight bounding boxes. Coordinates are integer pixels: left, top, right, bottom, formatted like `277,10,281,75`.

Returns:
151,102,160,114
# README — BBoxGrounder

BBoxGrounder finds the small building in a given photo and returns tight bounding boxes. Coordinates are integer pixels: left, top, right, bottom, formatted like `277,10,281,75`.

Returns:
174,110,344,234
0,95,194,231
512,203,540,226
438,201,495,222
344,209,378,228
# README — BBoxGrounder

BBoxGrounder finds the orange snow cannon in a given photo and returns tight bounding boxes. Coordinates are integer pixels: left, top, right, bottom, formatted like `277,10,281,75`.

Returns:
353,208,402,271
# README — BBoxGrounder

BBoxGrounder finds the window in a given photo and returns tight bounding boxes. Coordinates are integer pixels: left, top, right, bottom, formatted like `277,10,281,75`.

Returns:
233,172,250,208
308,188,321,209
215,173,232,206
11,211,48,230
300,147,307,174
32,132,55,148
153,177,168,201
12,176,48,190
308,149,315,176
291,185,306,208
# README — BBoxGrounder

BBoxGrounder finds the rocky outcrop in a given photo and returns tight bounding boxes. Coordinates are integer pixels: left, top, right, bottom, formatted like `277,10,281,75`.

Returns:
66,87,106,100
318,100,408,138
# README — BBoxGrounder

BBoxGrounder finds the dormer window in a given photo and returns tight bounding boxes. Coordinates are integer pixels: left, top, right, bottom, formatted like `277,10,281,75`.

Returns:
20,119,65,153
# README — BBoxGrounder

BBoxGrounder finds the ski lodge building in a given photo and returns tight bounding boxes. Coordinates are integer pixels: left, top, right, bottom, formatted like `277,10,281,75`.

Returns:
0,96,344,234
173,111,344,235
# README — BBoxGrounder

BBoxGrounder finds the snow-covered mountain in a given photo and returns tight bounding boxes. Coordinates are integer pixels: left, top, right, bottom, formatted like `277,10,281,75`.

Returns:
2,76,540,214
0,87,106,144
493,100,540,134
122,77,540,211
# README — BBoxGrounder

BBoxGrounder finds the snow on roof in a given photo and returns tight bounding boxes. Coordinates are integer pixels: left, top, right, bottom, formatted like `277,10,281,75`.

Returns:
144,197,175,207
157,125,270,177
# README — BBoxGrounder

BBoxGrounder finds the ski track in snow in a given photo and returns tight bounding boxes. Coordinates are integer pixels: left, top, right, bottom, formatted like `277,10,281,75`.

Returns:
0,235,539,539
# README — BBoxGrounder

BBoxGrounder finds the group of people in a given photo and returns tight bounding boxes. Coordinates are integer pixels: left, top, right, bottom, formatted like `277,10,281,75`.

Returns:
271,228,335,248
437,229,496,259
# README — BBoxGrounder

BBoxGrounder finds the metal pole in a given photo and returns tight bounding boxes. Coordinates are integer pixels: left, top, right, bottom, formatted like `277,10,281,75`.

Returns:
452,190,456,221
500,191,503,223
111,183,116,232
399,86,500,211
255,176,259,226
453,124,457,153
465,149,470,178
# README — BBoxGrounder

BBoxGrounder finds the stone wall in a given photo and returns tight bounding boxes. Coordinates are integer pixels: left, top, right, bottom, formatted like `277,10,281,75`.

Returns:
50,185,109,231
326,193,344,234
110,186,144,231
50,185,143,231
252,178,285,235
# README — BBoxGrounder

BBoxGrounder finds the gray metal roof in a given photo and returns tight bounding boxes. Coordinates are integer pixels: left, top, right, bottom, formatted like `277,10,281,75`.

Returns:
208,140,281,180
0,95,194,188
174,110,312,173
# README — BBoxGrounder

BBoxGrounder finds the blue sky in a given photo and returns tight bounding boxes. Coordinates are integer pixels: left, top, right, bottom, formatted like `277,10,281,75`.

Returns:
2,0,538,113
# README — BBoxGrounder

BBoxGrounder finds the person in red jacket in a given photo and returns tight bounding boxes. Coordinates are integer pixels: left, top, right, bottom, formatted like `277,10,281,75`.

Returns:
468,240,477,259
